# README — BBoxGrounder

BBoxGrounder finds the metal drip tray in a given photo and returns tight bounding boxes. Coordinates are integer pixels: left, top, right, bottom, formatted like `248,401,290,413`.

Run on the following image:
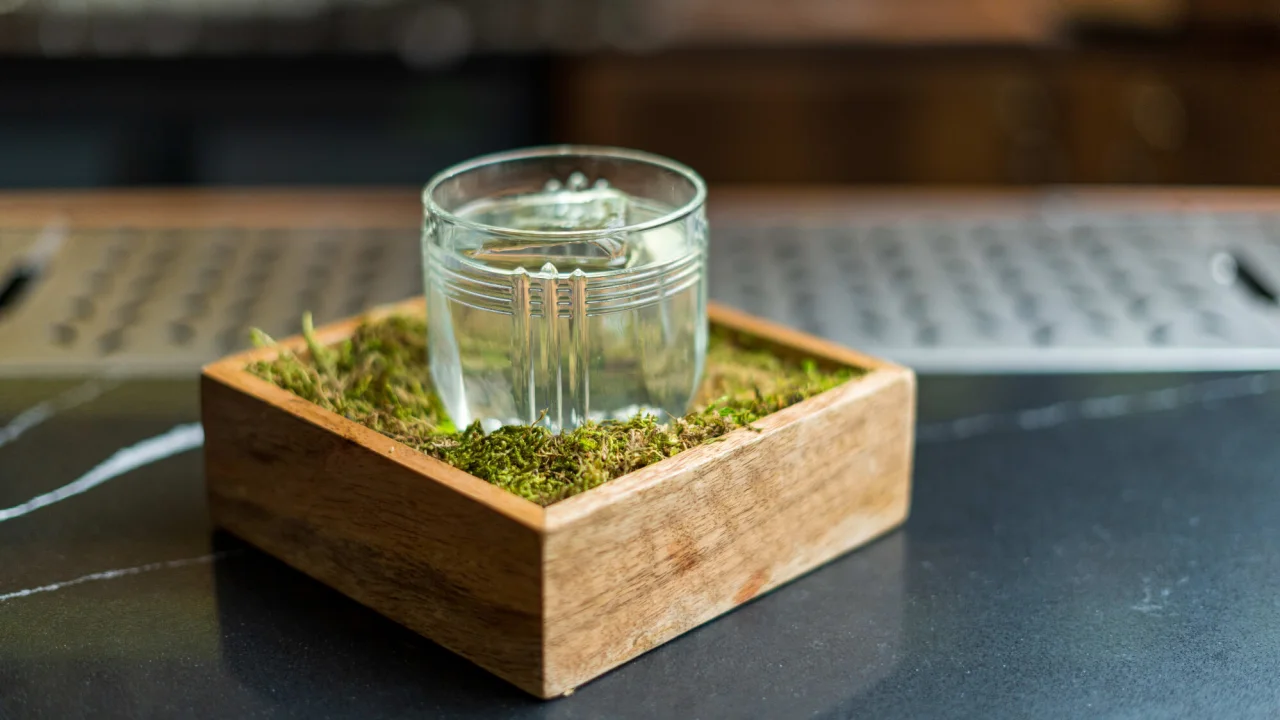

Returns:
0,227,422,376
709,212,1280,372
3,210,1280,376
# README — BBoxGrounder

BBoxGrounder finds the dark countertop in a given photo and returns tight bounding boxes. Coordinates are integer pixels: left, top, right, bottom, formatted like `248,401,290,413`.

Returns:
3,371,1280,719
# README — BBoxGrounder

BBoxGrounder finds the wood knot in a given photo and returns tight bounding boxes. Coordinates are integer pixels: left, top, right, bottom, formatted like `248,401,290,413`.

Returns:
734,569,769,604
667,538,700,575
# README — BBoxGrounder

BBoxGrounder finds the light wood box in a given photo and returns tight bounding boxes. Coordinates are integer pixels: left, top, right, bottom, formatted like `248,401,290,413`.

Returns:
201,298,915,699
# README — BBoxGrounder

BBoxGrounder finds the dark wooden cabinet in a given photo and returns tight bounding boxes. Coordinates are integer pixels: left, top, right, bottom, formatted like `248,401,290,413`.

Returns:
553,48,1280,185
554,51,1051,184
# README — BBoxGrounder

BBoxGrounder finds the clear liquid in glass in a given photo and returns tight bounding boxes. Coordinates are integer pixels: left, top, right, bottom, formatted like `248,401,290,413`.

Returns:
424,174,707,433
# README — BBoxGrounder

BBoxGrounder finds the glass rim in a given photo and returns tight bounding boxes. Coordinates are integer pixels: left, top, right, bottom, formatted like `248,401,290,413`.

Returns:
422,145,707,240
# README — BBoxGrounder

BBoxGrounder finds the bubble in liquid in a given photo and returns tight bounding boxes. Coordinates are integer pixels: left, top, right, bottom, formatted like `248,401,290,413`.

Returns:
594,178,610,189
567,171,588,191
544,178,563,192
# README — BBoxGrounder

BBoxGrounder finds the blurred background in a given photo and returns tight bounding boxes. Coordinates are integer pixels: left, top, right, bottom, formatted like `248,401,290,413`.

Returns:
2,0,1280,188
7,0,1280,378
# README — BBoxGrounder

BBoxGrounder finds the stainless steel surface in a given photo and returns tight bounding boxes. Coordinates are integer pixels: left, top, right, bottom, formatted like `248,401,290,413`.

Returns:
4,210,1280,376
710,212,1280,372
0,226,420,376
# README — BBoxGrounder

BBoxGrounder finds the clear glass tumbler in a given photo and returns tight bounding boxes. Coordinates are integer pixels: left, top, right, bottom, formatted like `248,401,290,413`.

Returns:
422,146,709,433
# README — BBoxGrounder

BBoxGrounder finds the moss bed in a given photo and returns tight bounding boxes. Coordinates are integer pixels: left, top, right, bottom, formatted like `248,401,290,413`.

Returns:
247,314,864,506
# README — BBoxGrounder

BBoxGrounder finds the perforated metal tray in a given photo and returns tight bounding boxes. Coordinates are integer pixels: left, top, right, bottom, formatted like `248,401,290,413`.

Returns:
2,210,1280,376
0,227,421,376
709,212,1280,371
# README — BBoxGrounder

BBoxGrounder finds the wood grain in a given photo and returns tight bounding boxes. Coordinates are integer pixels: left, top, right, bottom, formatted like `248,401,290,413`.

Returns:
204,297,916,696
203,296,915,698
541,308,915,695
202,339,547,694
30,184,1278,691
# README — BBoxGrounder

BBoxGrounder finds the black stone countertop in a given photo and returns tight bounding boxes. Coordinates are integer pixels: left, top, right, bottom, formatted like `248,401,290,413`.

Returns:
3,371,1280,719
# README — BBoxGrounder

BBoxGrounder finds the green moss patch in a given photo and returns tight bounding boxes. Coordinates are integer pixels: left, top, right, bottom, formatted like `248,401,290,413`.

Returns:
247,313,864,506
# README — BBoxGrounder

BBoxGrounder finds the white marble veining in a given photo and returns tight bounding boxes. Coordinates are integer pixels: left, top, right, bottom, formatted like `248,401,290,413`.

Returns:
0,551,232,603
0,379,117,451
0,421,204,524
917,372,1280,443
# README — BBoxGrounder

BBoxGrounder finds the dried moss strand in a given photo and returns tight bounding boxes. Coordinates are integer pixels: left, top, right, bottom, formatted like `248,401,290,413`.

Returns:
248,314,863,506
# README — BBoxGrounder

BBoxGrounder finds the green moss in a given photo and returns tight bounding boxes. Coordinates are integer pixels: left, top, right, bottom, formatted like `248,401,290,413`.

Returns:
247,313,864,506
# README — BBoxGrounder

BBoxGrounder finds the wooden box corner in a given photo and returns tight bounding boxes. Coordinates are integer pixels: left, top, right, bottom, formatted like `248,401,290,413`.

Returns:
201,299,915,698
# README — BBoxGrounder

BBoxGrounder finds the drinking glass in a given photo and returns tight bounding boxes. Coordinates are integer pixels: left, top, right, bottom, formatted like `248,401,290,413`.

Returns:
422,146,709,433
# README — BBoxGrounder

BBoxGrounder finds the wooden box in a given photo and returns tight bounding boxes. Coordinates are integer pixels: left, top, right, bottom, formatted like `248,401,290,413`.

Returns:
201,299,915,699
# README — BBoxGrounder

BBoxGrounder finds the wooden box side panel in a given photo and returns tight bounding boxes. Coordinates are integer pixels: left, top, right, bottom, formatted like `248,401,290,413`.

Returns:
541,368,915,695
201,372,546,694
